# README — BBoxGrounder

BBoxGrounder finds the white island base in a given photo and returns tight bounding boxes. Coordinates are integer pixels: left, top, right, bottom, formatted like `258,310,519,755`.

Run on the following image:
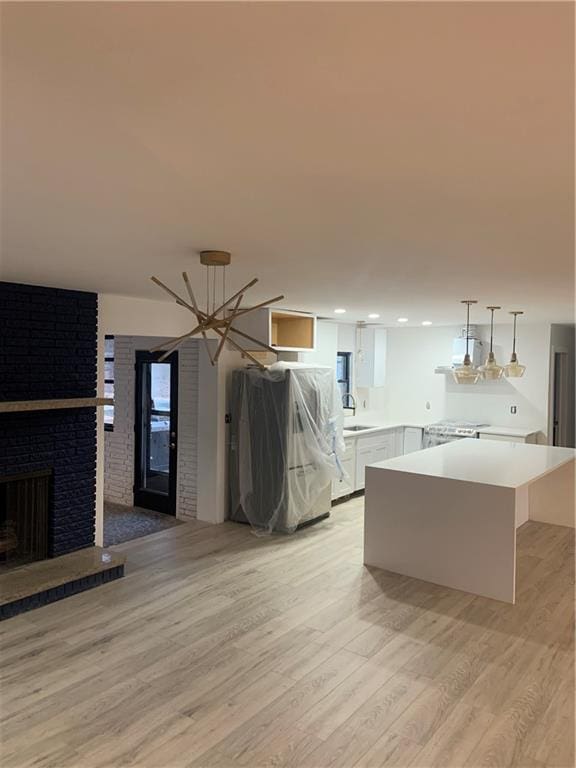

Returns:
364,439,575,603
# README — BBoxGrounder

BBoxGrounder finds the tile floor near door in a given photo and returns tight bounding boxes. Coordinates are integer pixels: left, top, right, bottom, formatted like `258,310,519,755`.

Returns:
104,501,183,546
1,497,574,768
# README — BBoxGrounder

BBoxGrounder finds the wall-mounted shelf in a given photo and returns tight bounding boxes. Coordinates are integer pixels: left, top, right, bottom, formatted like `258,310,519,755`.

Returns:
0,397,113,413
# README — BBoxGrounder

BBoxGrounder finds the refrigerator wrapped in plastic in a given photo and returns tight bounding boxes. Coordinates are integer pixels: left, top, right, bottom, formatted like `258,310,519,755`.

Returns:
228,362,345,534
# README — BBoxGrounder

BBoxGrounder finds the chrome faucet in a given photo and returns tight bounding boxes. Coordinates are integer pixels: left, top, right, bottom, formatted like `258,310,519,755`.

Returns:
342,392,356,416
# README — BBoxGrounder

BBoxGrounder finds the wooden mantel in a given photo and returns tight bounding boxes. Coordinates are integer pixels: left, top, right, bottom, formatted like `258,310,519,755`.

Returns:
0,398,113,414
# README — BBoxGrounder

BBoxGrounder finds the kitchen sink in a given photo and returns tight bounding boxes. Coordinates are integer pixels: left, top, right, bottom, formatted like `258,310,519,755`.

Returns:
345,425,377,432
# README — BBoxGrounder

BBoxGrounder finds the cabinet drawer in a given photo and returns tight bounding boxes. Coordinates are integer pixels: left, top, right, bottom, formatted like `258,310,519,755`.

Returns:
357,431,395,450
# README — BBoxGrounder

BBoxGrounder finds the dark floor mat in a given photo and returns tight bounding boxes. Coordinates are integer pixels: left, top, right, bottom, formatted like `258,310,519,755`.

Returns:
104,502,183,546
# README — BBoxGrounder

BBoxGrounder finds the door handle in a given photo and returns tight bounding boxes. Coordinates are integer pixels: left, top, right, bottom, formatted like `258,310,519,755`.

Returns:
170,442,176,450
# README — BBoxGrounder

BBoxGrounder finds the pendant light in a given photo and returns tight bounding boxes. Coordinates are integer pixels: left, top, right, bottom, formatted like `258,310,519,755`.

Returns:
480,306,503,380
504,311,526,377
453,300,481,384
150,251,284,369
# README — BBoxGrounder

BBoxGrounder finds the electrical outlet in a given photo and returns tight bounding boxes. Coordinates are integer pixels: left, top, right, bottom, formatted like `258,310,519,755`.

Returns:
510,405,517,415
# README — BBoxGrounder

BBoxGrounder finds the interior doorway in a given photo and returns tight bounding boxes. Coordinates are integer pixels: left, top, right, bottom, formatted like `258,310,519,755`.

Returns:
551,350,571,447
134,350,179,514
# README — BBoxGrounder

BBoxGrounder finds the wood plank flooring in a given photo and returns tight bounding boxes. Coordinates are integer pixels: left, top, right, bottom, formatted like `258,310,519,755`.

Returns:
0,497,573,768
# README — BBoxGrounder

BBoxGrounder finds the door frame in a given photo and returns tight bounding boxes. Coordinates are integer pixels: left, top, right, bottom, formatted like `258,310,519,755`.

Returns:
134,350,179,515
550,348,569,447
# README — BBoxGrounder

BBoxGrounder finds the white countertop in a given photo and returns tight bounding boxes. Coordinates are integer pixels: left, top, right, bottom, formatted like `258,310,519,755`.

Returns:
477,426,538,438
342,420,427,437
342,418,539,439
369,438,575,489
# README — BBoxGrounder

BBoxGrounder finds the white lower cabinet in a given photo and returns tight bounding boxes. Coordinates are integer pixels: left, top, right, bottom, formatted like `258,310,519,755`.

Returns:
403,427,423,454
332,438,356,500
354,431,398,491
333,426,423,499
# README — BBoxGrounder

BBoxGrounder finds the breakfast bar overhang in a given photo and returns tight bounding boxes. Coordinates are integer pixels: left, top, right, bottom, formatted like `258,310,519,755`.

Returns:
364,439,575,603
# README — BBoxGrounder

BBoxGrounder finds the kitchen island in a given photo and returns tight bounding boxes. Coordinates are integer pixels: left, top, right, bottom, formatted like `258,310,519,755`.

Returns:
364,438,575,603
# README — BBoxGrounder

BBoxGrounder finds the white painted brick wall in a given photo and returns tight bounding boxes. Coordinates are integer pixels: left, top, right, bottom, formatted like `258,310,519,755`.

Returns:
104,336,199,519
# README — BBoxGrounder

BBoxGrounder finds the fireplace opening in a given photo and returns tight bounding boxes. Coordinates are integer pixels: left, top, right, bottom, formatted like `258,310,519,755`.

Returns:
0,470,51,572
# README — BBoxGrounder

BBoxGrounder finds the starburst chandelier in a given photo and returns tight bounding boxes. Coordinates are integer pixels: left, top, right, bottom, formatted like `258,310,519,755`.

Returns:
150,251,284,368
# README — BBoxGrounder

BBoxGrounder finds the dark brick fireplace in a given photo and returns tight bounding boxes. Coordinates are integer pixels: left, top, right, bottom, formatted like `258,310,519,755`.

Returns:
0,282,98,560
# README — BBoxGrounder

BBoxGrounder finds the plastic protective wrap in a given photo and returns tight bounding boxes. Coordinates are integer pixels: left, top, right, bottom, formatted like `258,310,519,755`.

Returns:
229,363,345,534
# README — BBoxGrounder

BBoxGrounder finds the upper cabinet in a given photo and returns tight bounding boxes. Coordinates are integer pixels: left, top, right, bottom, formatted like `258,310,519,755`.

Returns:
355,327,387,388
232,307,316,352
298,320,338,368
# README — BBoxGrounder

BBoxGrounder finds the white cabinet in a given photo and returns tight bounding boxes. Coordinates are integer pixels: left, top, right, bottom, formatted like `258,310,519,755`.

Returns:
232,307,316,352
299,320,338,368
355,328,387,388
403,427,423,454
332,438,356,500
332,426,425,501
354,430,398,491
355,444,375,491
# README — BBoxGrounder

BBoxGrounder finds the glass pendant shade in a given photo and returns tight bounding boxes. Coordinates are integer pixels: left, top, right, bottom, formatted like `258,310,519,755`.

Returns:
480,306,503,379
453,353,481,384
481,351,504,380
504,352,526,378
453,300,480,384
504,311,526,378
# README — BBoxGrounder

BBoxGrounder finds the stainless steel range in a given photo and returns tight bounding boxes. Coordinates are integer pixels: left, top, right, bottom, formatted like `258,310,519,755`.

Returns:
423,420,489,448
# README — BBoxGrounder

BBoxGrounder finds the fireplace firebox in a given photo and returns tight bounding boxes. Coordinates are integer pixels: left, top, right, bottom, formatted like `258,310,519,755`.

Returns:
0,470,51,570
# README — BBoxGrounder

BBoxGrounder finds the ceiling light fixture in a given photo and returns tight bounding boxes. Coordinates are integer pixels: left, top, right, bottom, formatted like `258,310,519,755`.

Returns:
504,311,526,377
397,317,408,323
453,300,481,385
150,251,284,369
368,313,380,319
422,321,432,326
480,306,503,380
334,308,346,314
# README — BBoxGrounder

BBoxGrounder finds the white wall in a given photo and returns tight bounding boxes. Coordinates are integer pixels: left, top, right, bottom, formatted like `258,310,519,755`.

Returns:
104,336,199,520
374,324,552,440
99,293,192,337
197,343,249,524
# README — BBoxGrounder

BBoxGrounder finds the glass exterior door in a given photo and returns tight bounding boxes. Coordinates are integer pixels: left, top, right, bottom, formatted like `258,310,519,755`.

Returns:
134,351,178,514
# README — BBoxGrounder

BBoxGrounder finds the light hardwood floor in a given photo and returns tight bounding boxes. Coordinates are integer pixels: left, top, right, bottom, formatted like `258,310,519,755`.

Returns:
1,497,574,768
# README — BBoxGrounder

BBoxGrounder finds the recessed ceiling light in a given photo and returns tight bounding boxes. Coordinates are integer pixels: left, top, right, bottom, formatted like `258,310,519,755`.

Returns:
397,317,409,323
368,313,380,319
422,320,432,326
334,308,346,314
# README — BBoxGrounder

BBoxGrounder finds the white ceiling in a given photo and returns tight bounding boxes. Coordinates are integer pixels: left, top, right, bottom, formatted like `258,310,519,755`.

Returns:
1,2,573,326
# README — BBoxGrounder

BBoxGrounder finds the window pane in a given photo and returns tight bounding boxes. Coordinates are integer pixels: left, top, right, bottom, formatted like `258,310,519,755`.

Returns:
104,360,114,380
104,405,114,425
104,337,114,358
147,363,171,482
104,382,114,398
336,356,345,381
150,363,171,412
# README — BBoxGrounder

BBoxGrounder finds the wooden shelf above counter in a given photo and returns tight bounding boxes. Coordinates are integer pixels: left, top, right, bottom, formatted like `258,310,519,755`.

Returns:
0,397,113,413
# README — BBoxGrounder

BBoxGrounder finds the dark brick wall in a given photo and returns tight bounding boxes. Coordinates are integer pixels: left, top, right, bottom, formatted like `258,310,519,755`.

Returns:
0,282,97,401
0,282,97,556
